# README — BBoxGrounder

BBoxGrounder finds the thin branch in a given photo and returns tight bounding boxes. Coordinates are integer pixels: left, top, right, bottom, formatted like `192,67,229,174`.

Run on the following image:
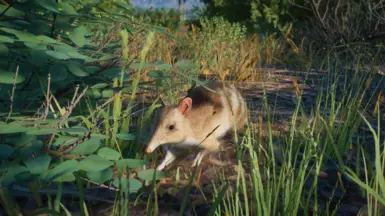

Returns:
6,65,19,122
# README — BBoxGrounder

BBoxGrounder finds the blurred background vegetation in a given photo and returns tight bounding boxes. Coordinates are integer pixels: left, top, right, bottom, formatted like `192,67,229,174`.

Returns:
0,0,384,215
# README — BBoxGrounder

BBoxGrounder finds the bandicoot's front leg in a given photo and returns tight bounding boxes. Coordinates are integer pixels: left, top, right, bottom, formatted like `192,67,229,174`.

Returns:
156,149,176,171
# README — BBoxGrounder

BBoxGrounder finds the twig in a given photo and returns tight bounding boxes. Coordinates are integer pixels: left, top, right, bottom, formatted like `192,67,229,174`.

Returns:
79,177,119,191
6,65,19,122
41,73,51,121
57,86,89,127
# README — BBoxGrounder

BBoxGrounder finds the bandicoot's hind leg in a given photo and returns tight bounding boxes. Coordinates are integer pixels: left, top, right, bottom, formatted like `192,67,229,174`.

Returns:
191,137,220,168
192,150,208,168
156,149,176,170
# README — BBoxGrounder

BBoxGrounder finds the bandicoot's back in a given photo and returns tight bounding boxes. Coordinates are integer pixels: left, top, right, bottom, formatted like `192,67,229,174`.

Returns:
185,82,248,134
146,82,248,170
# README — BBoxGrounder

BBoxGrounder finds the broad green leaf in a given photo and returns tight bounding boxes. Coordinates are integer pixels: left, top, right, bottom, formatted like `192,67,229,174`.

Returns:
69,137,100,155
36,0,59,13
175,59,198,70
49,63,68,82
102,89,114,98
0,124,29,134
137,169,166,181
100,68,123,75
129,62,154,70
53,135,78,147
115,159,147,169
46,160,79,181
58,2,78,15
69,26,87,47
0,165,28,186
112,178,142,193
26,128,59,135
15,134,37,147
0,27,37,42
91,83,109,89
79,155,113,172
97,147,120,160
24,155,51,176
0,5,25,17
115,133,136,140
59,126,88,134
53,173,75,182
25,42,47,51
0,70,25,84
31,50,50,65
146,70,164,78
86,167,113,184
67,62,89,77
0,35,14,43
14,171,40,183
86,89,101,99
155,64,172,70
0,144,14,159
46,50,70,60
0,44,8,56
67,51,94,61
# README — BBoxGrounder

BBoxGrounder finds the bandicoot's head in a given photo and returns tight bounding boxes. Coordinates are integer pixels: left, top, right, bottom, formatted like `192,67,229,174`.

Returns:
145,97,193,153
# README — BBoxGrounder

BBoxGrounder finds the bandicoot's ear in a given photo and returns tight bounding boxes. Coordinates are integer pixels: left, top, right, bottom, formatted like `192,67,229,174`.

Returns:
178,97,192,115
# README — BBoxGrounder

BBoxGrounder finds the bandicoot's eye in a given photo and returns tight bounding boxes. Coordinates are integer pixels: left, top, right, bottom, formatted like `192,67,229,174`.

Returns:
168,125,175,130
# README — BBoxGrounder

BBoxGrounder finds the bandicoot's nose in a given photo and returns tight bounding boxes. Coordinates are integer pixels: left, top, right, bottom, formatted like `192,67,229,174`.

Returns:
145,147,152,153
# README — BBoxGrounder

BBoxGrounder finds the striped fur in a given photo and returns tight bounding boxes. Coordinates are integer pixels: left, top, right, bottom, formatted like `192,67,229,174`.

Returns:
146,82,248,170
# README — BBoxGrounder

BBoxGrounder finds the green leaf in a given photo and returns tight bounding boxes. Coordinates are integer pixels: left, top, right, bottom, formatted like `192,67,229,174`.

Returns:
59,126,88,134
102,89,114,98
0,165,28,186
26,128,59,135
0,35,14,43
79,155,113,172
24,155,51,176
14,171,40,183
53,173,75,182
0,70,25,84
0,27,37,42
91,83,109,89
36,0,59,13
46,160,79,181
69,137,100,155
175,59,198,70
97,147,120,160
0,124,29,134
86,89,101,99
46,50,70,60
115,159,147,169
115,133,136,140
0,44,9,56
67,62,89,77
112,178,142,193
86,167,113,184
0,144,14,159
100,68,122,75
49,63,68,82
0,5,25,17
146,70,164,78
69,26,87,47
58,2,78,15
155,63,172,70
137,169,166,181
53,135,78,147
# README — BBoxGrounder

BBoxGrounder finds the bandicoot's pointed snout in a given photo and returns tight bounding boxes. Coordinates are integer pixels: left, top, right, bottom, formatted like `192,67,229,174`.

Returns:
145,147,152,153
